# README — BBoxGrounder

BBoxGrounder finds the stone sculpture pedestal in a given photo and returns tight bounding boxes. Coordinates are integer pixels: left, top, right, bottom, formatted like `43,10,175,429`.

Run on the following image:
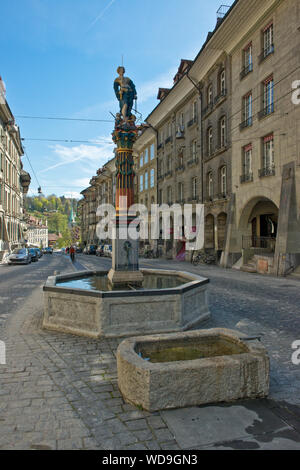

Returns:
108,216,144,288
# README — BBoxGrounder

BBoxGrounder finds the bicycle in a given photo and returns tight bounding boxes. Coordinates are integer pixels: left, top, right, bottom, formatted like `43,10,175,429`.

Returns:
191,250,216,266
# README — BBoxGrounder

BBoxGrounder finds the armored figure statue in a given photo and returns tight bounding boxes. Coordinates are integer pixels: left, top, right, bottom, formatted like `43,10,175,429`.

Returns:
114,66,137,120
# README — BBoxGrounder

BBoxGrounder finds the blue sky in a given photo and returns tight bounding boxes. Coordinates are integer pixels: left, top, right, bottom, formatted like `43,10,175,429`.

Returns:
1,0,234,199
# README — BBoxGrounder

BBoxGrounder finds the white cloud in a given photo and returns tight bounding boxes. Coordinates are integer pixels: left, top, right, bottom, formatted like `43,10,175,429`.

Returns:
39,137,114,174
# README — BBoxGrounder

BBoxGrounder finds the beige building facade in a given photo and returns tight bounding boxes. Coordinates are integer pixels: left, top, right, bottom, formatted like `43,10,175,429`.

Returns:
132,0,300,275
0,94,30,260
222,0,300,276
80,157,116,247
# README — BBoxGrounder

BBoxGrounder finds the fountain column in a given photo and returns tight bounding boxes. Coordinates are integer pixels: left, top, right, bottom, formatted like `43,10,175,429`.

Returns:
107,115,144,287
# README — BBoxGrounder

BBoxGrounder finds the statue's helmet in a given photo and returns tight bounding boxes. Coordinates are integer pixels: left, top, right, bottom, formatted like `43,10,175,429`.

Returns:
117,66,125,75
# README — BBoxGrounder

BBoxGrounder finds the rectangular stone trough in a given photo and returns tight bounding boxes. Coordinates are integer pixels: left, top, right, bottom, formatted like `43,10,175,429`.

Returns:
42,269,210,338
117,328,270,412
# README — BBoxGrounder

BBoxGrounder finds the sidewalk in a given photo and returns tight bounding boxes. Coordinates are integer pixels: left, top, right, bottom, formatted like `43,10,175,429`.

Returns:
0,256,299,450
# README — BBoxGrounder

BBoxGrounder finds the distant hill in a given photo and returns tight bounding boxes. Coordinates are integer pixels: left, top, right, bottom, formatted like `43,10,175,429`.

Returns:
24,195,79,237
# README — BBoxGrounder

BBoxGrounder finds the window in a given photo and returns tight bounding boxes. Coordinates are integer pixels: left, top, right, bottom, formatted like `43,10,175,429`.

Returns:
244,43,253,71
144,171,148,190
207,172,213,199
144,148,149,165
207,127,213,157
263,76,274,115
139,174,143,192
180,112,184,129
192,101,198,122
150,144,155,160
242,92,252,126
220,117,226,148
192,177,197,200
140,153,143,168
243,144,252,176
220,70,226,95
208,85,213,105
178,182,184,202
150,169,155,188
263,22,274,58
192,140,197,161
263,134,274,169
167,186,172,204
220,166,227,195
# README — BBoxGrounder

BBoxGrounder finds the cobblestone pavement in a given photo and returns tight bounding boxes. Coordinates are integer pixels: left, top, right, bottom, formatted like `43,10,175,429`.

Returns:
0,254,299,450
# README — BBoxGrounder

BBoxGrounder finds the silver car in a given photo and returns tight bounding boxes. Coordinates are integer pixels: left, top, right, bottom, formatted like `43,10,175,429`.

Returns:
7,248,31,265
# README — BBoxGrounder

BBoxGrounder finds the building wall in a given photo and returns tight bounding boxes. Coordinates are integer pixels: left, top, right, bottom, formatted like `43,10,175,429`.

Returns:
226,0,300,273
0,104,26,256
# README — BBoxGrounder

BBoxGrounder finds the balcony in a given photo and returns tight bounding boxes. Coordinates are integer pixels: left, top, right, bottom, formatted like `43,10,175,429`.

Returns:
187,157,199,167
164,171,173,179
204,196,214,203
157,143,164,150
217,192,227,200
259,44,274,63
240,63,253,80
165,136,172,145
176,199,185,205
175,165,185,173
214,89,227,106
187,117,197,128
239,117,253,130
188,195,199,202
258,105,274,120
203,102,214,117
259,165,275,178
240,172,253,183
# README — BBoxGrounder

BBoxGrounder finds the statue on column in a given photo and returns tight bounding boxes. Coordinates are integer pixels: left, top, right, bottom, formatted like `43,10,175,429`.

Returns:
114,66,137,121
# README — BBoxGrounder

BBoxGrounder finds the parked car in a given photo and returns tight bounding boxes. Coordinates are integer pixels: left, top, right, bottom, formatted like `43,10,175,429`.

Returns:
76,247,82,253
36,248,43,258
103,245,112,257
28,248,39,262
7,248,31,265
43,247,53,254
85,244,97,255
96,245,104,257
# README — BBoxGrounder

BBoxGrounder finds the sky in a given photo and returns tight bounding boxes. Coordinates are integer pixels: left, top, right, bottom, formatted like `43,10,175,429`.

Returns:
0,0,234,199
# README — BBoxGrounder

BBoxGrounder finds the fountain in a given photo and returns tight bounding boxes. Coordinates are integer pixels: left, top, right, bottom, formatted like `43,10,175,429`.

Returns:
42,66,210,338
117,329,270,411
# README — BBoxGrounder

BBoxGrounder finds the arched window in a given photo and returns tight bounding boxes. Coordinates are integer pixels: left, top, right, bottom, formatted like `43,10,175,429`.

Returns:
220,166,227,196
219,116,226,148
207,84,213,105
207,127,213,156
207,171,213,200
220,69,226,95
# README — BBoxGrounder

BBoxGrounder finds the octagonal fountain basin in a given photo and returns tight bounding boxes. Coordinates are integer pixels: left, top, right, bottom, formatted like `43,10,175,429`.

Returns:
42,269,210,339
117,328,270,412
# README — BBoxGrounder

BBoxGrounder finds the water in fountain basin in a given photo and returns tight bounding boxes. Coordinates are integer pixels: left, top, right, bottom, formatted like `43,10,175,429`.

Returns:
56,273,188,291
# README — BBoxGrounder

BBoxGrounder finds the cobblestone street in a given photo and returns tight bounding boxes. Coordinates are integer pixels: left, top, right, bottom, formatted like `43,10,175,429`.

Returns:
0,253,300,450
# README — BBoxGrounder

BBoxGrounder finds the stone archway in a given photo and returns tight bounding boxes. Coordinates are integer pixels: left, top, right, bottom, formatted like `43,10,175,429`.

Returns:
239,197,278,252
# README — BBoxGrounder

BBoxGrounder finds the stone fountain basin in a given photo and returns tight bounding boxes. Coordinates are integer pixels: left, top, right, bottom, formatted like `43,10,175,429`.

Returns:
117,328,269,411
42,269,210,338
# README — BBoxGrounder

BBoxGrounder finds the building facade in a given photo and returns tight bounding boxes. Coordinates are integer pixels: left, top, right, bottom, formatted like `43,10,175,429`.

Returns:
221,0,300,276
0,90,31,260
26,216,48,248
80,157,116,247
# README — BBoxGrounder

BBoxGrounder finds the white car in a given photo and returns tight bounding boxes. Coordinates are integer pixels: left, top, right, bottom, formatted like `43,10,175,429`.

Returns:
103,245,112,257
7,248,31,265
